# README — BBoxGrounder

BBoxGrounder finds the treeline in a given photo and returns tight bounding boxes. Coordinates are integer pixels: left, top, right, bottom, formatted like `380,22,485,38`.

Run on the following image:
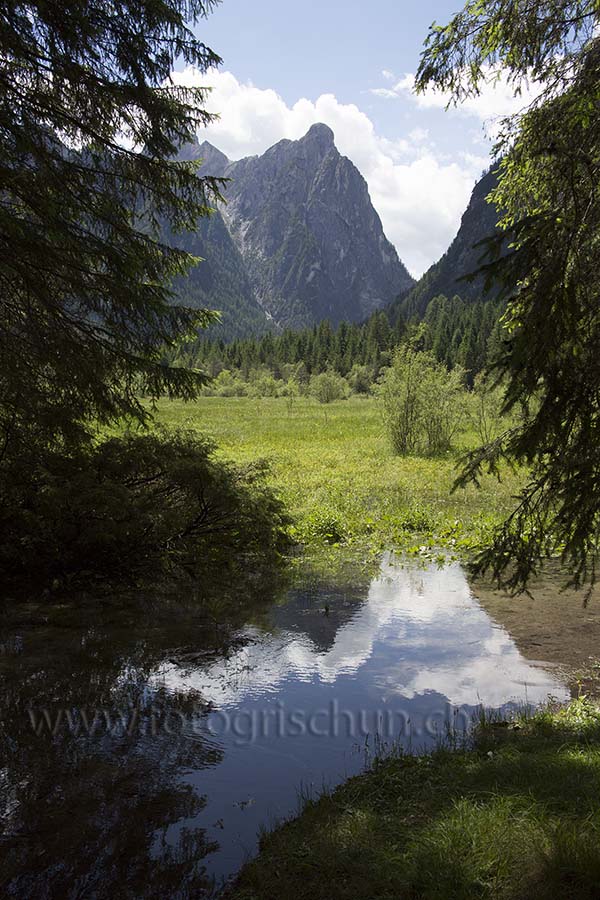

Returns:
175,294,503,392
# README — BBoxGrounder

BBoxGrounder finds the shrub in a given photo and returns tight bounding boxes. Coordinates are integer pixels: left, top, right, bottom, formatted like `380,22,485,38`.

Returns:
347,364,373,395
304,509,347,544
310,370,349,404
0,427,290,590
205,369,248,397
246,368,283,398
281,378,300,414
421,363,466,455
468,373,508,445
378,348,466,456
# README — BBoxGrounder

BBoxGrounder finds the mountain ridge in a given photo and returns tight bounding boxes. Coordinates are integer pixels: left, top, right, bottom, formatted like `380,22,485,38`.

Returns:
393,167,501,322
173,126,414,336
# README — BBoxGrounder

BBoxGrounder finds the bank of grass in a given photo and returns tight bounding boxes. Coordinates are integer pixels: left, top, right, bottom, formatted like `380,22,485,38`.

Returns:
155,396,521,574
228,697,600,900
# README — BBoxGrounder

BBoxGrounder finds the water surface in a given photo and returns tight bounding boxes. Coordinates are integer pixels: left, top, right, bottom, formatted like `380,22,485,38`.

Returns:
0,557,568,897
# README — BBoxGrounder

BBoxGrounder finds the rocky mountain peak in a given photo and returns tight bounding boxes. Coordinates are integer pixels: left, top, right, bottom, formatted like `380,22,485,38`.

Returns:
170,128,415,335
220,127,414,328
176,139,230,176
301,123,335,152
196,141,230,177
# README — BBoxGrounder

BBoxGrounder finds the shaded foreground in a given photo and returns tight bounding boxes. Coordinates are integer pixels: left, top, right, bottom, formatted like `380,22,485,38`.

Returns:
229,699,600,900
0,557,569,897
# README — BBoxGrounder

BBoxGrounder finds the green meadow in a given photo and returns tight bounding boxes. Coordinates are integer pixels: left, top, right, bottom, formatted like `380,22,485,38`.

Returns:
156,395,522,574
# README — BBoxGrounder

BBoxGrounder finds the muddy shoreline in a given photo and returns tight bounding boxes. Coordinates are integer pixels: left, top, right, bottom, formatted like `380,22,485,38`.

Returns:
473,564,600,697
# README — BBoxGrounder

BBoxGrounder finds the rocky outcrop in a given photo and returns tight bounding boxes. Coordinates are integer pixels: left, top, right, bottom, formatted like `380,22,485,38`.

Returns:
396,167,501,321
176,125,414,335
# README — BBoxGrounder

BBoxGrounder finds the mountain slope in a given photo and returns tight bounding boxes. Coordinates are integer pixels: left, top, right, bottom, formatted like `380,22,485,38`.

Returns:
169,142,269,339
169,212,270,340
394,167,501,322
222,124,414,329
174,126,414,336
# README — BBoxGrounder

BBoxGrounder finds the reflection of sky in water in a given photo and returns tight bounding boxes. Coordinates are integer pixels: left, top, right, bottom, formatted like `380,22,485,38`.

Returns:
155,558,568,885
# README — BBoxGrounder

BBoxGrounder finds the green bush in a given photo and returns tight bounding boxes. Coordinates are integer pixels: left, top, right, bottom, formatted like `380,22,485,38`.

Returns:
204,369,248,397
378,348,466,456
304,509,347,544
468,373,509,445
246,368,284,399
0,427,290,590
347,364,373,395
310,370,349,404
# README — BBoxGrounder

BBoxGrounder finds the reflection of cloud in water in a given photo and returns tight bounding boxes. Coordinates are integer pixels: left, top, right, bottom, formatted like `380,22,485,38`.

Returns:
157,558,568,709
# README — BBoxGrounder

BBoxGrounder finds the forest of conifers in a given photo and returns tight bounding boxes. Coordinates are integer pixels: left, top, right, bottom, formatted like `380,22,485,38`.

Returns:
178,294,503,388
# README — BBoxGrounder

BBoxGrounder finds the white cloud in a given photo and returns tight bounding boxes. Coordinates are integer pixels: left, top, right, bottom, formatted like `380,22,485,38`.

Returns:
408,127,429,143
172,67,487,277
373,69,542,139
370,87,399,100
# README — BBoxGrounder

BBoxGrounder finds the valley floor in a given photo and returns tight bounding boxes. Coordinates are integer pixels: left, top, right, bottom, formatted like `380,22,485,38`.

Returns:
156,396,522,578
155,397,600,900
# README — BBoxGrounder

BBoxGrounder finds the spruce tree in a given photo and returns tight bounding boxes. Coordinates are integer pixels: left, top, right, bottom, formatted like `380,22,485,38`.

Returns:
0,0,223,455
419,0,600,587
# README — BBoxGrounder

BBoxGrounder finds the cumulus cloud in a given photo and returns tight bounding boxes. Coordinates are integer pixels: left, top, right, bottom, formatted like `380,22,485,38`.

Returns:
172,67,488,277
370,87,401,100
372,69,542,138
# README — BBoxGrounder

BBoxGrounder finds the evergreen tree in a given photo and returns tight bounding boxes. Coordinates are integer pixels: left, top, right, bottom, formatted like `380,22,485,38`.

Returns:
419,0,600,587
0,0,223,456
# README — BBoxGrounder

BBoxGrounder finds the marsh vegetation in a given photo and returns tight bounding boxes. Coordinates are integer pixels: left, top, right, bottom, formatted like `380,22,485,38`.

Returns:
155,392,521,576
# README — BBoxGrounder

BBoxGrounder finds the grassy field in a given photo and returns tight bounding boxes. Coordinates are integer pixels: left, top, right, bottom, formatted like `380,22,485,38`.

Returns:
228,699,600,900
155,396,522,575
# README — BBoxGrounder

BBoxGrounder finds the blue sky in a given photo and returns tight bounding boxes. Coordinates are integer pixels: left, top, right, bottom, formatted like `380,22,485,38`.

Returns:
173,1,530,275
198,0,476,155
198,2,458,105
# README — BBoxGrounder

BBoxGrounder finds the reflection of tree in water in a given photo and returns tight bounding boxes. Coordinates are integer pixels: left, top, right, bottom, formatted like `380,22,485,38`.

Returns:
0,573,286,899
270,580,370,652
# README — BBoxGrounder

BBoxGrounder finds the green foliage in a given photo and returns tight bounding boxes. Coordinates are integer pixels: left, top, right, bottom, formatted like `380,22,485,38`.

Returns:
468,373,510,446
0,0,223,457
204,369,250,397
395,501,437,533
310,370,349,404
379,348,466,456
346,364,373,395
0,427,290,589
423,295,502,383
247,369,283,399
180,311,401,383
282,378,301,415
418,1,600,589
181,294,501,397
156,397,523,576
303,509,347,545
416,0,597,101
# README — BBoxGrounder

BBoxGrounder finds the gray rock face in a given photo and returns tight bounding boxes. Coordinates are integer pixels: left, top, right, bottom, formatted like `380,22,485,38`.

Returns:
396,167,501,321
177,126,413,334
178,139,230,176
221,125,413,329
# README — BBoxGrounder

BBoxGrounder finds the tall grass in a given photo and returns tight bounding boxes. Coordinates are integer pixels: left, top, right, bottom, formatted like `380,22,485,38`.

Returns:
229,698,600,900
155,396,523,574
